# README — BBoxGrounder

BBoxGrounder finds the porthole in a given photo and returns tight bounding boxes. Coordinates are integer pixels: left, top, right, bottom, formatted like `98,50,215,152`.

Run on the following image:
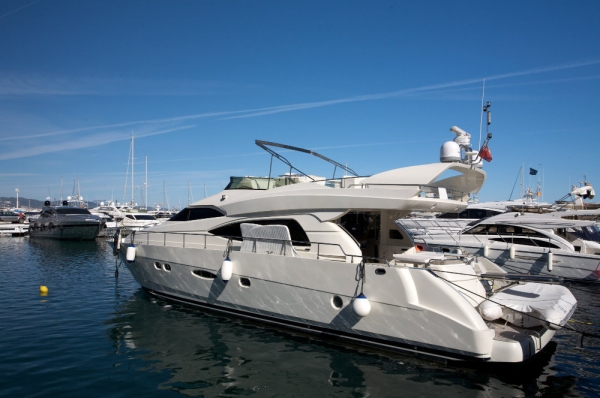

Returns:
332,295,343,309
164,264,171,271
375,268,386,275
154,262,162,270
192,270,217,279
240,277,251,287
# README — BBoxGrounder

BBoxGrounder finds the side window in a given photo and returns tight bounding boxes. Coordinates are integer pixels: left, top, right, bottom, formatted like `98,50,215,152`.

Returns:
209,219,310,246
209,223,243,241
499,226,516,234
170,207,224,221
468,225,487,234
490,237,561,249
389,229,403,240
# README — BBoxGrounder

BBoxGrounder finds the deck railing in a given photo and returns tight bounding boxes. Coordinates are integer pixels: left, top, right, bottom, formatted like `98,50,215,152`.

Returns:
128,229,390,265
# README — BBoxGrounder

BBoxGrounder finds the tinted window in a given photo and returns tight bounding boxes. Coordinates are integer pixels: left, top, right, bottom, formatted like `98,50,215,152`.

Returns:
55,208,91,215
466,224,546,238
209,219,310,246
170,207,224,221
389,229,403,240
489,237,560,249
134,215,156,220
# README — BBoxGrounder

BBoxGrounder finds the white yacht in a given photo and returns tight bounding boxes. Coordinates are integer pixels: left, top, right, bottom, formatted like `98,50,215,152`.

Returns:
89,201,125,220
115,129,577,363
400,180,598,236
398,212,600,281
120,213,160,231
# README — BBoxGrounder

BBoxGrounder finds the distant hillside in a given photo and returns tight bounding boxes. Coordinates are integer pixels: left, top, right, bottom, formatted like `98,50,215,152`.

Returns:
0,197,153,211
1,197,103,209
1,197,46,209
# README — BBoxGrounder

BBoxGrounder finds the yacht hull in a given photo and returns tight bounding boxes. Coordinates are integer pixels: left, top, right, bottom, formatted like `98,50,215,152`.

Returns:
119,243,555,363
29,222,102,240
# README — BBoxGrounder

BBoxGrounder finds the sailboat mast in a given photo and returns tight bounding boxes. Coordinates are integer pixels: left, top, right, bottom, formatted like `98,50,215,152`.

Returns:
145,155,148,210
520,163,524,198
131,133,134,207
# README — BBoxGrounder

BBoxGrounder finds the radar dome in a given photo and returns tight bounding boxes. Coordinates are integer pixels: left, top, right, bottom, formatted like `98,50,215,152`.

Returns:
440,141,461,163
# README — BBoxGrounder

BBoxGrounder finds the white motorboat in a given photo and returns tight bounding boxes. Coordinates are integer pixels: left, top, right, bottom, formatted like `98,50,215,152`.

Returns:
115,128,577,362
398,212,600,281
89,201,125,220
120,213,160,231
400,179,598,236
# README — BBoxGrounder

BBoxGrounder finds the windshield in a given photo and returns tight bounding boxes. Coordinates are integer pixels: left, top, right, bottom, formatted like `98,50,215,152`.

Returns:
55,208,91,215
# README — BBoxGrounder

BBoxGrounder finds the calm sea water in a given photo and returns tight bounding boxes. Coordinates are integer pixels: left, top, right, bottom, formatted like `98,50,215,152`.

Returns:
1,237,599,397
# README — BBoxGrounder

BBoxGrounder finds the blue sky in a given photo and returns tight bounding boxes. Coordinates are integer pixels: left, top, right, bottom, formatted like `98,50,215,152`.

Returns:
1,0,599,209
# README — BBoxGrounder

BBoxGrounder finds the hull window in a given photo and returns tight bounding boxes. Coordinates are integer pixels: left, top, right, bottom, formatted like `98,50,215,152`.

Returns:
192,270,217,279
331,295,344,309
240,278,251,287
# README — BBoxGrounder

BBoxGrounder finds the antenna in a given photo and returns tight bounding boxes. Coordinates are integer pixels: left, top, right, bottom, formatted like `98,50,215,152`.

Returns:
478,78,486,149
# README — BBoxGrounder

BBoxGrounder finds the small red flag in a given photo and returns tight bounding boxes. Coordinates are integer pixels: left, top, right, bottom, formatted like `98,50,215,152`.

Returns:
478,145,492,162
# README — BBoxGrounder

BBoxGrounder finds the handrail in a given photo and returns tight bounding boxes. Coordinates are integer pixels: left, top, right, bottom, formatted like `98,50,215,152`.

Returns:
130,230,391,265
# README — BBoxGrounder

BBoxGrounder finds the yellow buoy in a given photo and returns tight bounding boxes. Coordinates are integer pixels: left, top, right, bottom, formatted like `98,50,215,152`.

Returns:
40,285,48,294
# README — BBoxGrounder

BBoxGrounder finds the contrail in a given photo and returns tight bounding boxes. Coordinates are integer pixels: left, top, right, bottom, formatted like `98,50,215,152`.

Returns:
0,125,195,160
0,110,238,141
2,59,599,144
0,0,42,20
224,60,600,120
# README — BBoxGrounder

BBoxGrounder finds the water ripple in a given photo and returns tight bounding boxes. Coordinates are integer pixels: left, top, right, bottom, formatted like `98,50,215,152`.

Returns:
0,237,599,397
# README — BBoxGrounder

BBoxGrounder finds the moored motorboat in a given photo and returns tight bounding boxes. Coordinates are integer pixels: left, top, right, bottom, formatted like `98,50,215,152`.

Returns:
29,200,105,240
114,127,577,362
120,213,160,231
398,212,600,281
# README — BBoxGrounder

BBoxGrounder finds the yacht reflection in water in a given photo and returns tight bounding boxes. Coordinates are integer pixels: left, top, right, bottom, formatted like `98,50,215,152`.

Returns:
107,290,577,397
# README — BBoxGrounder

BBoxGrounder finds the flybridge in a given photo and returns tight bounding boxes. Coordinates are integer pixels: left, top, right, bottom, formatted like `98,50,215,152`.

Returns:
223,133,487,200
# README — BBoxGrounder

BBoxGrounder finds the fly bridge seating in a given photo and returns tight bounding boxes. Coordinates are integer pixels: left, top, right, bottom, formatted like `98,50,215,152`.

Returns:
240,223,299,257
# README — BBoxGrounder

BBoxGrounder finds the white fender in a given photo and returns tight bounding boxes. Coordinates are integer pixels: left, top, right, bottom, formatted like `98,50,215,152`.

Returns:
483,244,489,257
221,256,233,281
352,293,371,317
548,252,553,272
479,300,503,321
126,245,136,262
509,245,516,260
